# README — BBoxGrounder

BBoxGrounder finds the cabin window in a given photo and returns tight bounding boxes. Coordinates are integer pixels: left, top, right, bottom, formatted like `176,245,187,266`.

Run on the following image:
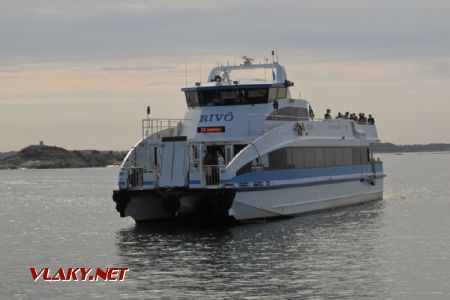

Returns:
246,89,267,103
186,88,269,107
268,88,278,101
343,148,353,165
325,148,335,167
352,148,361,165
199,90,220,106
266,146,370,171
335,148,345,166
304,148,315,168
220,90,240,105
277,87,287,99
266,107,309,121
315,148,326,168
185,91,199,107
293,148,305,168
268,87,288,101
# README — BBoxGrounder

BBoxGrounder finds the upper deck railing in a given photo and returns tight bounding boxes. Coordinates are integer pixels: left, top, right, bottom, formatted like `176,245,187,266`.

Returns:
246,114,377,137
142,118,191,139
207,62,288,84
247,114,310,136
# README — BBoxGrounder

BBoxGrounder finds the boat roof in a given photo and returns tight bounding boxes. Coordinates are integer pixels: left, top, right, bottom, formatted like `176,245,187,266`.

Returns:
182,60,291,92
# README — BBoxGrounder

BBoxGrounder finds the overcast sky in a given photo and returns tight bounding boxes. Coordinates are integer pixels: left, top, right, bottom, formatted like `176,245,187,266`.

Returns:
1,0,449,151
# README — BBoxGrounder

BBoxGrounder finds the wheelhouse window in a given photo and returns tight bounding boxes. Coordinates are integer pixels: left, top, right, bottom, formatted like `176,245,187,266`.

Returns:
277,87,287,99
268,87,287,101
185,91,199,107
185,88,269,107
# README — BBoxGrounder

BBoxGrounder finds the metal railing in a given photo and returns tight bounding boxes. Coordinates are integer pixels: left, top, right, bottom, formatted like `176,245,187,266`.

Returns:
203,165,222,186
247,114,310,136
247,114,376,136
142,118,191,139
127,166,144,188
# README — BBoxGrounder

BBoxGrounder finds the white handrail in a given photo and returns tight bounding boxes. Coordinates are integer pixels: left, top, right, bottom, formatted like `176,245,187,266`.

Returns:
142,118,191,139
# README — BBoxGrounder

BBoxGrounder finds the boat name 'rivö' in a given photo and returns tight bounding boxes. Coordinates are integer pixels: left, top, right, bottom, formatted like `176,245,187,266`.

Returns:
199,112,234,123
29,267,129,282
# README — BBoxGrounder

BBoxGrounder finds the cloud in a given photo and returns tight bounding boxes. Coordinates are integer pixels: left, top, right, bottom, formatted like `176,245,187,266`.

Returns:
1,0,450,65
98,65,175,72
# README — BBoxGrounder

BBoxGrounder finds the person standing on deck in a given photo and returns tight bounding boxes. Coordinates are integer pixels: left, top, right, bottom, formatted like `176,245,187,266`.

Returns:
203,151,213,185
217,151,225,167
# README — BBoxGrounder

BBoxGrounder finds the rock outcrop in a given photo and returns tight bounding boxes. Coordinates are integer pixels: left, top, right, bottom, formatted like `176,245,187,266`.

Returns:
0,145,126,169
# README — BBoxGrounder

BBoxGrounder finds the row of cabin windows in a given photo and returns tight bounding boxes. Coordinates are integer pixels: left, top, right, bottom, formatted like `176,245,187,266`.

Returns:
236,146,370,175
267,147,370,170
185,87,287,107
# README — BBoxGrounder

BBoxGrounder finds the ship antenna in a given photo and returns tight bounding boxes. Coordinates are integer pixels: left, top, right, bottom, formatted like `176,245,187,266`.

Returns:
185,61,188,87
199,59,202,84
264,57,268,83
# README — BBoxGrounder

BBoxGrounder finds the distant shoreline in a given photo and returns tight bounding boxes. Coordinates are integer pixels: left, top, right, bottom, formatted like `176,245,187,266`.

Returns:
371,143,450,153
1,143,449,170
0,145,127,170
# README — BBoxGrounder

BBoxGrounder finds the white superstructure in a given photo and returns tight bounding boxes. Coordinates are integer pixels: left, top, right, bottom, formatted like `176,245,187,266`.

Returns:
113,56,385,222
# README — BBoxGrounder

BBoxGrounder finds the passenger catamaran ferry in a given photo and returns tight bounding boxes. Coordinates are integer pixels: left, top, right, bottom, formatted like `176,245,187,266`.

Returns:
113,56,385,222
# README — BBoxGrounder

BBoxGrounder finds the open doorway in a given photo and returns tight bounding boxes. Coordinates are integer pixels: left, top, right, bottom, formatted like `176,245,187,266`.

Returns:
203,145,225,186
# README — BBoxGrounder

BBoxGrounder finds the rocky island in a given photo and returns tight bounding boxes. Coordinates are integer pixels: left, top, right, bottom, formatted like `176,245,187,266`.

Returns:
0,145,126,169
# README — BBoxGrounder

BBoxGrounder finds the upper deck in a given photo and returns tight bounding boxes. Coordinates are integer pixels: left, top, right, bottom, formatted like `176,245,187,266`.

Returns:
142,58,380,144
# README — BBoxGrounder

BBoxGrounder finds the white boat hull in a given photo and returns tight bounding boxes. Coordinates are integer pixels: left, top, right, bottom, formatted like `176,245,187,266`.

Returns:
116,177,383,222
230,178,383,220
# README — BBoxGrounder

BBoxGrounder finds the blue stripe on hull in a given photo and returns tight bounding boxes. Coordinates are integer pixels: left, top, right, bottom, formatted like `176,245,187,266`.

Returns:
225,162,383,183
188,162,384,186
235,175,384,192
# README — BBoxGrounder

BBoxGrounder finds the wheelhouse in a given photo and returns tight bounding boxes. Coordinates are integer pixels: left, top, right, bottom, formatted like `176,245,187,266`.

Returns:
183,84,289,107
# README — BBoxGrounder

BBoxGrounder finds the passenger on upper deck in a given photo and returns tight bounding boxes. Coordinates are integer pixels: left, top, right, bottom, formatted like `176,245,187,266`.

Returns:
309,105,315,119
336,112,343,119
343,112,350,119
324,109,332,120
358,113,367,124
368,114,375,125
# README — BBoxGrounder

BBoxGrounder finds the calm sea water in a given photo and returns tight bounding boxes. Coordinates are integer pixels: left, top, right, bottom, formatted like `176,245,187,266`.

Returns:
1,153,450,299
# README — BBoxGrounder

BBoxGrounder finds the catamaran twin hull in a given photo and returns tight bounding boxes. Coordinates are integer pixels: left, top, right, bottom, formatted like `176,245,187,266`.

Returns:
113,172,383,222
112,57,385,222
